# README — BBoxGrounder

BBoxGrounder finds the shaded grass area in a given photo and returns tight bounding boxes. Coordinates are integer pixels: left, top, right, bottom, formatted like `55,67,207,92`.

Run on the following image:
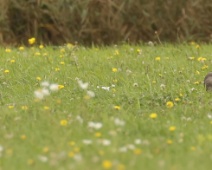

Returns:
0,43,212,170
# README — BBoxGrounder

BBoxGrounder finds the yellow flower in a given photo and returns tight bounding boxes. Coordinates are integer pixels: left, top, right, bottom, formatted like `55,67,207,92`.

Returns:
149,113,157,119
10,59,15,63
8,105,14,109
69,141,76,146
60,119,68,126
166,101,174,108
201,65,208,70
39,45,44,49
60,48,65,53
114,50,119,55
169,126,176,132
175,98,180,102
20,134,27,140
102,160,112,169
5,48,11,53
36,77,42,81
60,61,65,65
190,146,196,151
21,106,28,110
4,70,10,73
155,57,161,61
68,151,75,158
112,68,118,72
133,148,142,155
43,106,50,110
114,105,121,110
188,56,195,60
58,85,65,89
35,52,41,56
27,159,35,165
42,147,49,153
94,132,102,137
197,57,206,62
28,37,36,45
167,139,173,144
55,67,60,72
19,46,25,51
194,81,200,85
196,71,200,75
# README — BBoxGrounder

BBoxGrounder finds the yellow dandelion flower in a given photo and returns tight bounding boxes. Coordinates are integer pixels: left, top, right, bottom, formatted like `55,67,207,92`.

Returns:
5,48,11,53
10,59,15,63
197,57,206,62
114,50,119,55
60,61,65,65
155,57,161,61
60,119,68,126
190,146,196,151
8,105,14,109
175,98,180,102
210,121,212,125
94,132,102,137
20,134,27,140
58,85,64,89
195,45,200,49
39,45,44,49
43,106,50,110
28,37,36,45
149,113,157,119
21,106,28,110
19,46,25,51
42,147,49,153
133,148,142,155
167,139,173,144
169,126,176,132
69,141,76,146
55,67,60,72
201,65,208,70
194,81,200,85
35,52,41,56
4,70,10,74
36,77,42,81
60,48,65,53
102,160,112,169
166,101,174,108
68,151,75,158
152,80,156,84
196,71,200,75
112,68,118,72
114,105,121,110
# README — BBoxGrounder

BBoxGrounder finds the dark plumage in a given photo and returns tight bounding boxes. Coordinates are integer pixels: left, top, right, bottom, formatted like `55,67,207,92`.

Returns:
204,72,212,91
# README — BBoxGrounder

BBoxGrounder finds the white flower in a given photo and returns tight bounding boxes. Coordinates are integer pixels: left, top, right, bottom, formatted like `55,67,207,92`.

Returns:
119,146,128,152
76,115,83,124
34,90,44,99
134,139,142,145
38,155,48,162
49,84,59,91
101,86,110,91
41,88,50,96
101,139,111,146
0,145,4,152
207,114,212,119
41,81,50,87
82,139,92,145
78,80,89,90
87,90,95,98
127,144,135,150
88,122,103,129
114,118,125,126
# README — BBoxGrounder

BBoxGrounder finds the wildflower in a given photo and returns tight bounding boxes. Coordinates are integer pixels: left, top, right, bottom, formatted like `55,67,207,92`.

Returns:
188,57,195,60
190,146,196,151
35,52,41,56
42,147,49,153
202,65,208,70
88,122,103,130
87,90,95,98
60,48,65,53
36,77,42,81
55,67,60,71
155,57,161,61
34,89,50,100
60,119,68,126
10,59,15,63
5,48,11,53
112,68,118,72
196,71,200,75
68,151,75,158
8,105,14,109
38,155,48,162
134,139,142,145
20,134,27,140
149,113,157,119
49,83,59,91
166,101,174,108
4,70,9,74
19,46,25,51
194,81,200,85
60,61,65,65
197,57,206,62
41,81,50,87
133,148,142,155
21,106,28,110
28,37,36,45
77,80,89,90
167,139,173,144
82,139,92,145
101,139,111,146
114,105,121,110
68,141,76,146
169,126,176,132
58,85,65,89
102,160,112,169
175,98,180,102
39,45,44,49
95,132,102,137
101,86,110,91
114,118,125,126
114,50,119,55
43,106,50,110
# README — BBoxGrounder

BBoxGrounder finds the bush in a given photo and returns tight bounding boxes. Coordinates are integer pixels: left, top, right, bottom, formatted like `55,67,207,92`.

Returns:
0,0,211,45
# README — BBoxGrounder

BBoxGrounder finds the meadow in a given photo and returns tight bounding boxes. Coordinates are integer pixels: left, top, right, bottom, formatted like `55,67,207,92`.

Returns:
0,41,211,170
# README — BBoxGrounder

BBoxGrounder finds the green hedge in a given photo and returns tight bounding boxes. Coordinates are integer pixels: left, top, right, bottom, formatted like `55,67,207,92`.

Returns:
0,0,211,45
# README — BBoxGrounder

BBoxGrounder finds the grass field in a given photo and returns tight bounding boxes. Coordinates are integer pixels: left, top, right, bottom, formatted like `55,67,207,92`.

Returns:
0,42,211,170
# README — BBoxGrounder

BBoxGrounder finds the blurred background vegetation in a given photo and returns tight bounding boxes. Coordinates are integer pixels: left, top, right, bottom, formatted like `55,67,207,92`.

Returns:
0,0,211,45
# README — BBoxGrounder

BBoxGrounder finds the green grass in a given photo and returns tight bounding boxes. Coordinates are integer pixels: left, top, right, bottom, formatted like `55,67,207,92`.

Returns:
0,43,211,170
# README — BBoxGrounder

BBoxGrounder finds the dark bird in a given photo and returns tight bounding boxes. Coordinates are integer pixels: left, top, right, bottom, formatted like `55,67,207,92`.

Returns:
204,72,212,91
